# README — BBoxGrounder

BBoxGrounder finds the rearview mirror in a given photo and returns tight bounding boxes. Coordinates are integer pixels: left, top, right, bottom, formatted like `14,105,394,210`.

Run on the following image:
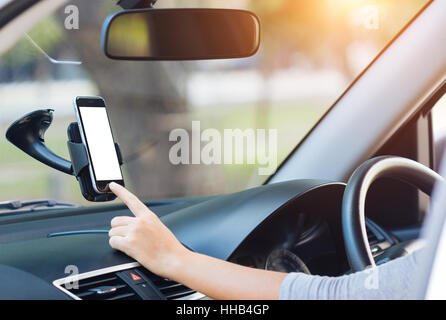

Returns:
101,8,260,61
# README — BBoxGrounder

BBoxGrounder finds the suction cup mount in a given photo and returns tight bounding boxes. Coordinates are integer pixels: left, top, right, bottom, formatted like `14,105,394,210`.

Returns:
6,109,72,174
6,109,123,202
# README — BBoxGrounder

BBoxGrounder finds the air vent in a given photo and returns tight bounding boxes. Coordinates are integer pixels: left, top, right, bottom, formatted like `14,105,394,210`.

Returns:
64,273,139,300
54,263,201,300
136,267,196,300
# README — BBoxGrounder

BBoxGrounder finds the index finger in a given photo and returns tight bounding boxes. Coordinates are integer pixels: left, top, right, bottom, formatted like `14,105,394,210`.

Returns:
109,182,146,217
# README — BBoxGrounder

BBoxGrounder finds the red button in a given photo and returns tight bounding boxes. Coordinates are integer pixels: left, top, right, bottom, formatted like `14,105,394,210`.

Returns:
130,272,142,281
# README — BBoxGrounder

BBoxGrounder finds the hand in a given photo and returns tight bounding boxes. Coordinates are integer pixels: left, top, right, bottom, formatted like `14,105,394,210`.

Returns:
108,182,190,279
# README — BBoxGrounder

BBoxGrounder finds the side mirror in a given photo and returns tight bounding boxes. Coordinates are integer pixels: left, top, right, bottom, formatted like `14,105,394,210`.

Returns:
101,8,260,61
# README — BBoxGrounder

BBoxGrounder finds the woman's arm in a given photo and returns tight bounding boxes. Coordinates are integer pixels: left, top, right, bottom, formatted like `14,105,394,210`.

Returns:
108,182,287,300
108,182,421,300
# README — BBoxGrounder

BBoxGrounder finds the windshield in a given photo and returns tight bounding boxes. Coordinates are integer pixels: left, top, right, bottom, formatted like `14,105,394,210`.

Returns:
0,0,427,205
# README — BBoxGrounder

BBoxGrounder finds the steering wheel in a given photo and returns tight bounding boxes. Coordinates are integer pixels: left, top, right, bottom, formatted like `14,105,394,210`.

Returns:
342,156,444,272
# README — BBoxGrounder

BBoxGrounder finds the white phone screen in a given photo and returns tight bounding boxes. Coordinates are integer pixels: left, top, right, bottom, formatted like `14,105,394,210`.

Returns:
79,107,122,181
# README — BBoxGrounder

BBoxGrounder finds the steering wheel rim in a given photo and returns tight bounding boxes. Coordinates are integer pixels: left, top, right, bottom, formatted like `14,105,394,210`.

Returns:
342,156,444,272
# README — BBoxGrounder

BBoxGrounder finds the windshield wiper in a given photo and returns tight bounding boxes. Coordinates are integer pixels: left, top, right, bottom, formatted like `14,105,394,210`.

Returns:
0,200,78,213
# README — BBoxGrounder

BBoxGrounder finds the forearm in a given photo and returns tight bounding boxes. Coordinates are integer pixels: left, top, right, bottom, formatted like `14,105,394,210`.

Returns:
169,250,287,300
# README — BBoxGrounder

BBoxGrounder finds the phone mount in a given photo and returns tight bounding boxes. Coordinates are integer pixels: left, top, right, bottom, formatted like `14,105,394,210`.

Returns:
6,109,123,202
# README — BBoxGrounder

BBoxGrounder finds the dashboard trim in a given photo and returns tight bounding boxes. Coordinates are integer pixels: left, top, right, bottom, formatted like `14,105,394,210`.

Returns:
52,262,205,300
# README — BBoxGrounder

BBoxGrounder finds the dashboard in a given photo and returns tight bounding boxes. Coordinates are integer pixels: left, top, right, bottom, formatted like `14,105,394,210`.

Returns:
0,179,398,300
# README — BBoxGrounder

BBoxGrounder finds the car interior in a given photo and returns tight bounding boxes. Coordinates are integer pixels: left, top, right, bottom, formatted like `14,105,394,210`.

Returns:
0,0,445,300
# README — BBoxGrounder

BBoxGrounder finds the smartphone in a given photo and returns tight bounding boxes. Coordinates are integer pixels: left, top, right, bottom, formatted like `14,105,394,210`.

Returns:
73,96,124,193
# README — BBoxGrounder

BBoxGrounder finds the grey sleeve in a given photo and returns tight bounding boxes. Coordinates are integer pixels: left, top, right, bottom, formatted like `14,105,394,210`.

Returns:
280,250,421,300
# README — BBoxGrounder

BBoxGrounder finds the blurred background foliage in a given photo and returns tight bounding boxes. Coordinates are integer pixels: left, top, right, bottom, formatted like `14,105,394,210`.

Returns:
0,0,430,205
